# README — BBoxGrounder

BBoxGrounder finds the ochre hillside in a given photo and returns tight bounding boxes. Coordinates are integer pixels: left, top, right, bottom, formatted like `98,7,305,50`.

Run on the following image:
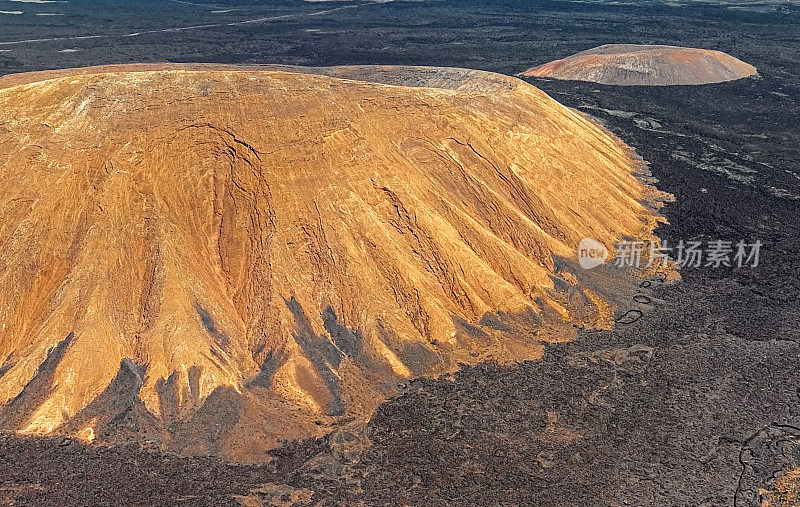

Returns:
0,64,662,460
522,44,757,85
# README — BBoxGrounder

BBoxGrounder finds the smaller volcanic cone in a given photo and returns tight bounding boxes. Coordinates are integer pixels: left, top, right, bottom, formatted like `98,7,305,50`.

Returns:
521,44,757,86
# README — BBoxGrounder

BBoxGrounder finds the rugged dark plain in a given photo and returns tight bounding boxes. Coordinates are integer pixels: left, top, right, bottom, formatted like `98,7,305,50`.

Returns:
1,0,799,505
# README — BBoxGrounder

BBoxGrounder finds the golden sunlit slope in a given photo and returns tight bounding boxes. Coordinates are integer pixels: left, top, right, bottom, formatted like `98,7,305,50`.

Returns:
522,44,757,85
0,64,663,459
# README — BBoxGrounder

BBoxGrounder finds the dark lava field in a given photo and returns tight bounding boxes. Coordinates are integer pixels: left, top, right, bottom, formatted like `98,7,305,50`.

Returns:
1,0,799,505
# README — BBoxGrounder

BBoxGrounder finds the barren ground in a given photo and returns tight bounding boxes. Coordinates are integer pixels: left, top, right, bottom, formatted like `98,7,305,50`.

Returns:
0,0,798,505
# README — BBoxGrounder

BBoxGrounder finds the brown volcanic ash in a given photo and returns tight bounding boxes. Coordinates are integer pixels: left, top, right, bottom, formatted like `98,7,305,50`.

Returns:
521,44,757,86
0,64,662,459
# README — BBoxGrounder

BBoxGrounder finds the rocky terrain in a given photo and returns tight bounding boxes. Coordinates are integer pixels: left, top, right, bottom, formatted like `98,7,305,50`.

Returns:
522,44,757,86
0,64,664,461
1,0,798,504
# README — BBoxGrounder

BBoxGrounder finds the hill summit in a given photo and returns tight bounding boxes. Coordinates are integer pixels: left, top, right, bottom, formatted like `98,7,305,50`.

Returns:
521,44,757,85
0,64,663,460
